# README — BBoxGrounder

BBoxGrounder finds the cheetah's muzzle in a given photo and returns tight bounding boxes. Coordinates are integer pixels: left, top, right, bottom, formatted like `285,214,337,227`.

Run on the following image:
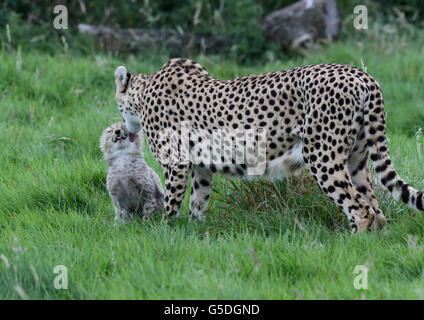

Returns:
129,133,136,143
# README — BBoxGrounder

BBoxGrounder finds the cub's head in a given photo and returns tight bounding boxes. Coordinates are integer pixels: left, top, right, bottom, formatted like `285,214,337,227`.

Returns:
114,66,150,135
100,122,142,160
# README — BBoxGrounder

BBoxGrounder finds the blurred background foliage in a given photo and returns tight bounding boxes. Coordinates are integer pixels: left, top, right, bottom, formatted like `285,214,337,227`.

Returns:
0,0,423,60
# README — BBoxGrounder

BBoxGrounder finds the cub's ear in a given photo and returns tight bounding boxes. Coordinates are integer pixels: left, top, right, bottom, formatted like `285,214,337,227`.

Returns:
114,66,129,92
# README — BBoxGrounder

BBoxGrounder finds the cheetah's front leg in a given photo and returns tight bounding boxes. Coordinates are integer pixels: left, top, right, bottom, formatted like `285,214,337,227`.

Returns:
141,198,160,219
113,201,131,224
162,164,190,218
190,166,214,221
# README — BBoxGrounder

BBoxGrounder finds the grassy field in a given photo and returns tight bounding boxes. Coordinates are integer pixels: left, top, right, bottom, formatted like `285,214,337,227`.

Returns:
1,34,424,299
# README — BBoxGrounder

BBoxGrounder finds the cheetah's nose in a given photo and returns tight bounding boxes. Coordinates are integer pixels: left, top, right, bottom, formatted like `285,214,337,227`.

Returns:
115,129,121,135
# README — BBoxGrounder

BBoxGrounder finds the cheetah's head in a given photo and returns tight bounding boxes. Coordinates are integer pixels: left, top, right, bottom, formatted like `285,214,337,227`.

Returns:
114,66,149,136
100,122,142,161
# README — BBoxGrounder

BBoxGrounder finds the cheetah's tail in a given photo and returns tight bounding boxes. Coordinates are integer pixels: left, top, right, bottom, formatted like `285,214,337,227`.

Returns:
363,89,424,211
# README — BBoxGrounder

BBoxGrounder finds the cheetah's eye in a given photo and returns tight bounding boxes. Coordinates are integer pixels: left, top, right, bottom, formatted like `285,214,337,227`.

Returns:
107,130,112,133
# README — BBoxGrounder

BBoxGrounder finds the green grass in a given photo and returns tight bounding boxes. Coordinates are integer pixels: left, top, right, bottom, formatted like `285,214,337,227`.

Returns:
2,34,424,299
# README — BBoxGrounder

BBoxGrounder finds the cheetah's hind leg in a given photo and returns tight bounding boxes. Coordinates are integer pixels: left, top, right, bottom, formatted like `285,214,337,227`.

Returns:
347,134,387,230
302,137,375,233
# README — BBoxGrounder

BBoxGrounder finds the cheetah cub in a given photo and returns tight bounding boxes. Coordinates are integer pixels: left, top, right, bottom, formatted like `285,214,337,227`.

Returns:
100,122,164,222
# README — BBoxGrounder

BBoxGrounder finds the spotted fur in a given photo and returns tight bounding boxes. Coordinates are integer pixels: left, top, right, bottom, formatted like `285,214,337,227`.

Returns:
100,122,164,222
114,58,424,232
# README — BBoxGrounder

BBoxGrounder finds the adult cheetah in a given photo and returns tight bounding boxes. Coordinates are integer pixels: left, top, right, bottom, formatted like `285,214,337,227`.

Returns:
114,58,424,233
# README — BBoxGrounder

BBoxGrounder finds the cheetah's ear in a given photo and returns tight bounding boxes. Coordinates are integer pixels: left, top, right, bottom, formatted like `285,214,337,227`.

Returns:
115,66,130,93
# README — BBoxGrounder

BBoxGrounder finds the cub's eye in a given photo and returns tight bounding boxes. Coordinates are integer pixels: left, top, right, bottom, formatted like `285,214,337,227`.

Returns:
107,130,112,133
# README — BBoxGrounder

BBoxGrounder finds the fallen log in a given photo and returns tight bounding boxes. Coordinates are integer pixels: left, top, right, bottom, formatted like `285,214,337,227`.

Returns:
261,0,341,49
77,23,227,55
